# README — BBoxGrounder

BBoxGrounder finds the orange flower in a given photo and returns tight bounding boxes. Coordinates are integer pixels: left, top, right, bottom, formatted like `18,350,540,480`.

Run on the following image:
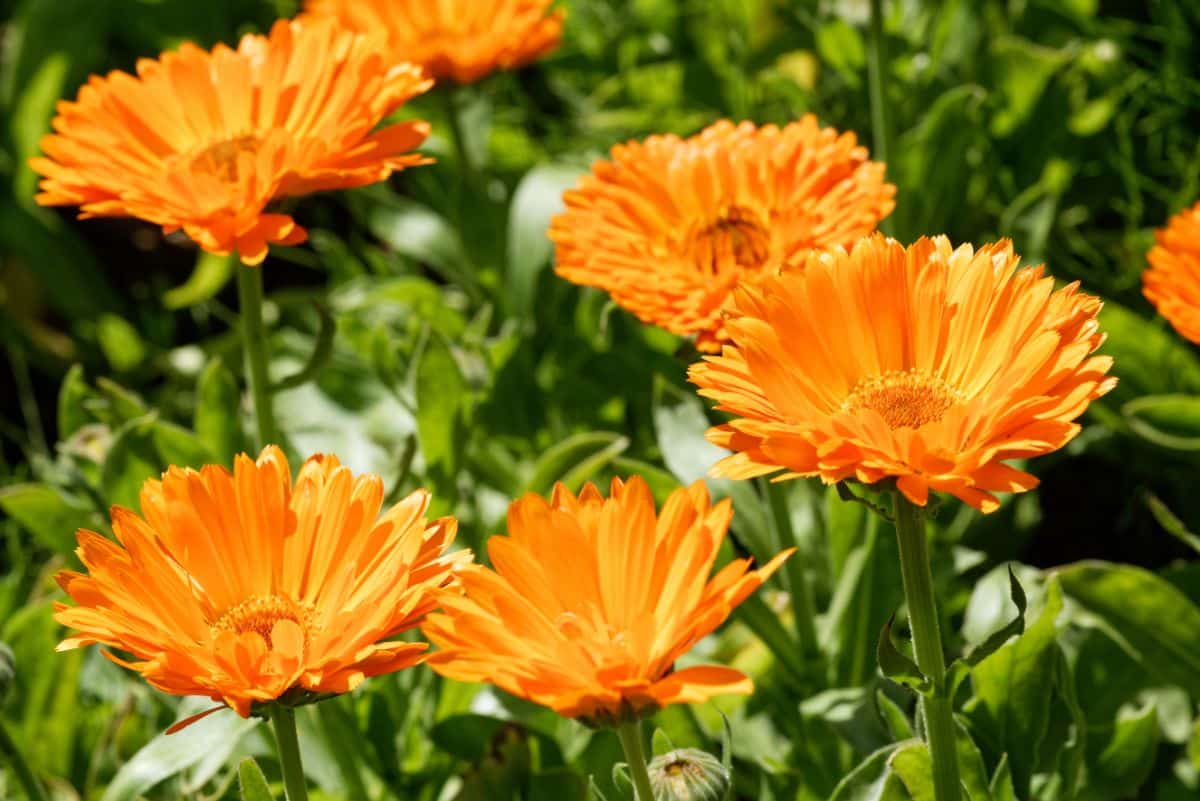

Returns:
689,235,1116,513
304,0,563,84
55,447,468,722
31,19,432,265
549,118,895,352
1144,199,1200,343
422,477,790,725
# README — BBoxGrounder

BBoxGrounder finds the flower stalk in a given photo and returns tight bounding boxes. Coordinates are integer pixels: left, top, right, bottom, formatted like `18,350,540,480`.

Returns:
236,263,279,448
892,494,960,801
867,0,893,235
764,481,819,665
269,705,310,801
617,721,656,801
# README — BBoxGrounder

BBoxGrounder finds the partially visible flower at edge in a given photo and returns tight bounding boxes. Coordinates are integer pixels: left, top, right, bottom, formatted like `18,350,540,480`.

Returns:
31,19,433,265
689,234,1117,513
550,117,895,353
54,446,469,727
1143,198,1200,343
304,0,563,84
421,476,791,726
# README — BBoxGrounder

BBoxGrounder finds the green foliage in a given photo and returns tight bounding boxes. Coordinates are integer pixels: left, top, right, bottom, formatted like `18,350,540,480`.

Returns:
1,1,1199,800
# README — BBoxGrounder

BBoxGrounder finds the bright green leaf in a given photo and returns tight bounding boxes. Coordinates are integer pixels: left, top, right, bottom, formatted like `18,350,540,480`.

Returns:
194,358,243,464
237,758,275,801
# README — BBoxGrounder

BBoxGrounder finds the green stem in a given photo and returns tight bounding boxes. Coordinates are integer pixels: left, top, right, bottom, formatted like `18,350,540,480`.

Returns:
867,0,894,235
236,264,279,448
892,494,960,801
0,720,50,801
616,722,655,801
441,84,478,186
764,480,820,664
269,706,310,801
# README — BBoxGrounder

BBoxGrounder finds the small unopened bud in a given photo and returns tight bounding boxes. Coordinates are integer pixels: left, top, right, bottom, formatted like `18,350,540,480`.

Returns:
648,748,730,801
0,643,14,703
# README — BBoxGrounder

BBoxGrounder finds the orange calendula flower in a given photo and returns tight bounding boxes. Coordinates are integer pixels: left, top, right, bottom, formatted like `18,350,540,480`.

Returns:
689,235,1117,513
549,118,895,352
55,447,468,723
1143,199,1200,343
304,0,563,84
422,477,790,725
31,19,433,265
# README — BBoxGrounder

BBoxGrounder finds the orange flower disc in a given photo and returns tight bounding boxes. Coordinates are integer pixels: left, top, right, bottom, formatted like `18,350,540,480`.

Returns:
304,0,563,84
549,118,895,352
55,447,468,720
31,19,433,265
1143,199,1200,343
422,477,791,725
689,235,1117,513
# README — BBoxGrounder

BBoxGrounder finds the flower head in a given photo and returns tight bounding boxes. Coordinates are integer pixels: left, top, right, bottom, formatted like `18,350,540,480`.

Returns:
304,0,563,84
1143,199,1200,343
55,447,467,721
31,19,433,265
689,235,1116,512
549,118,895,352
421,477,790,725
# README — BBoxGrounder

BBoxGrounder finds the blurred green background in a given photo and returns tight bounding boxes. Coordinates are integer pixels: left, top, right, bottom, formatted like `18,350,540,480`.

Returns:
2,1,1200,800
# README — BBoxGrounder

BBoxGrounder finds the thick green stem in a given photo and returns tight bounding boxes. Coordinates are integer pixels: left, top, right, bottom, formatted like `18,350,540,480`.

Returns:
236,264,279,448
269,706,310,801
616,722,655,801
867,0,894,235
0,720,50,801
892,495,960,801
764,480,820,664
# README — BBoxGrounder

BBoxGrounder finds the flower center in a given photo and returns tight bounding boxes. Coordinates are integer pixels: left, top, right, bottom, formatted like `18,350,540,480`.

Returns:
686,206,771,274
842,368,962,430
188,134,261,183
210,594,314,648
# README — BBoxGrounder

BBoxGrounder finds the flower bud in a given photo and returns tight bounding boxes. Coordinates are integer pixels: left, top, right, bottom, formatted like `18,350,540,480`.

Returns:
648,748,730,801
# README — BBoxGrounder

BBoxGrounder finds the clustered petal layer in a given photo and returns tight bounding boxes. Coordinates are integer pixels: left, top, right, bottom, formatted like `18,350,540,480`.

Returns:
304,0,563,84
55,447,467,719
689,234,1117,513
1143,199,1200,343
31,19,432,265
550,118,895,351
421,477,790,724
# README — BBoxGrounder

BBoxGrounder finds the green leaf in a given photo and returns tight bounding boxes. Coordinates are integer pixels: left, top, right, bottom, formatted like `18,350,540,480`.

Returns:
57,364,93,439
1144,492,1200,556
1099,303,1200,400
1056,561,1200,698
506,164,582,318
194,358,243,464
101,416,214,509
732,593,807,687
828,743,907,801
963,578,1063,797
954,720,995,801
1077,704,1159,801
528,768,588,801
888,741,935,801
415,333,468,510
559,435,630,491
1122,394,1200,451
237,758,275,801
524,431,625,495
814,19,865,85
96,313,148,372
272,303,336,392
875,690,913,742
962,567,1027,667
368,197,477,296
989,754,1015,801
163,251,237,309
0,483,99,555
100,700,258,801
877,615,929,694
